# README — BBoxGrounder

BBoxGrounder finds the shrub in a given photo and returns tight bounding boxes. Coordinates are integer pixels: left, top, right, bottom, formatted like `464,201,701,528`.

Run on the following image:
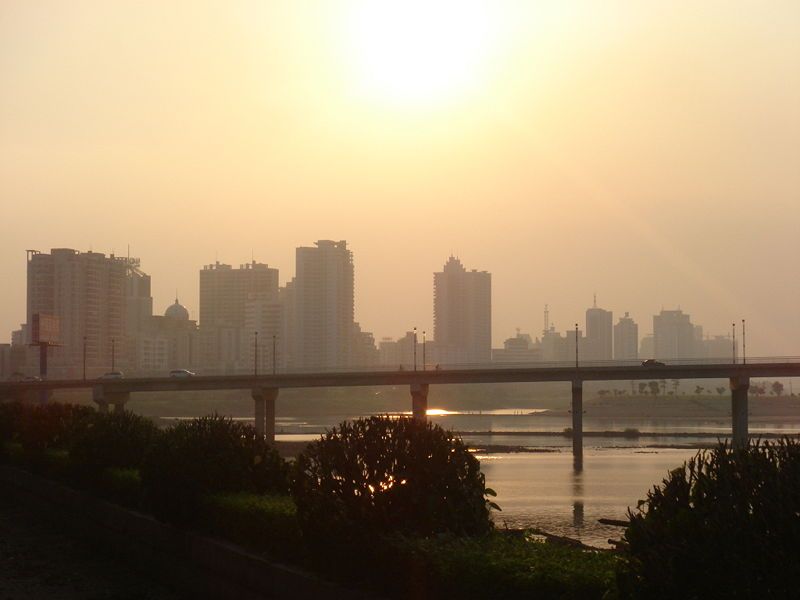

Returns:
292,416,497,545
0,402,24,453
16,403,94,457
100,467,143,508
620,439,800,598
140,415,289,525
69,410,160,480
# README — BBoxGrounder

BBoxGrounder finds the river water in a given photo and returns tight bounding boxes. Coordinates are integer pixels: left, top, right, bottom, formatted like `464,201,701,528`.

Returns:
167,410,800,547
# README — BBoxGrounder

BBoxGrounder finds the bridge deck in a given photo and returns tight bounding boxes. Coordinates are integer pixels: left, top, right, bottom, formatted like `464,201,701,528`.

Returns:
3,362,800,394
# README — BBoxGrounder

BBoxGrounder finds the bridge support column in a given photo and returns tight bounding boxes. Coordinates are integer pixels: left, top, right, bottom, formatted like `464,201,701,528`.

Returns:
411,383,429,422
93,386,129,413
252,388,278,444
572,380,583,470
730,376,750,447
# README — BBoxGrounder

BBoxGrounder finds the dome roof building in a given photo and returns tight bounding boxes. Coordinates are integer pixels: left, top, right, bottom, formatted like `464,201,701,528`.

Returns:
164,298,190,321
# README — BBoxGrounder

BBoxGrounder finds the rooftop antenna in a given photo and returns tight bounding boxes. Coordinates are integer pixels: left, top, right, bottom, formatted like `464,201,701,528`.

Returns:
544,304,550,334
593,293,597,308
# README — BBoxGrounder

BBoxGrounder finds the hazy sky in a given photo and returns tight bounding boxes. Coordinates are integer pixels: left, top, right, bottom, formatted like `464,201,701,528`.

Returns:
1,1,799,355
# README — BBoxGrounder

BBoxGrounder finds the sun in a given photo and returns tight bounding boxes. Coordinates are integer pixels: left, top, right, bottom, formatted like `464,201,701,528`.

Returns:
345,1,497,107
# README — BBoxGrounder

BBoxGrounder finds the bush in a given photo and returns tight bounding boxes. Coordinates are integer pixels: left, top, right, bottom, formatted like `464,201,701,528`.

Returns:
0,402,24,453
100,467,143,508
621,439,800,598
292,416,497,545
140,415,289,525
16,403,94,457
69,411,160,480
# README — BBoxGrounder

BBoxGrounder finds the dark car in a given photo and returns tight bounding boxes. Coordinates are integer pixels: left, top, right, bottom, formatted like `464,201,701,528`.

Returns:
641,359,666,367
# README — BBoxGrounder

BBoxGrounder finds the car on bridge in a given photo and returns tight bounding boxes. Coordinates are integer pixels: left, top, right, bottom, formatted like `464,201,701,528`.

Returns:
169,369,196,378
641,359,666,367
7,372,40,382
99,371,124,380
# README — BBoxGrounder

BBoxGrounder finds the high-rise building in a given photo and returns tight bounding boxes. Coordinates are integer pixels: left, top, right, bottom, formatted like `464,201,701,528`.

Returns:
433,257,491,365
293,240,355,370
585,298,612,361
653,309,697,360
613,312,639,360
199,261,280,372
25,249,140,377
244,293,283,373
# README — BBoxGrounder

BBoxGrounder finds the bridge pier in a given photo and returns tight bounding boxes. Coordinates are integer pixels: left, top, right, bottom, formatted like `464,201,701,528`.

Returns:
572,380,583,470
92,386,129,414
411,383,429,422
730,376,750,447
252,387,278,444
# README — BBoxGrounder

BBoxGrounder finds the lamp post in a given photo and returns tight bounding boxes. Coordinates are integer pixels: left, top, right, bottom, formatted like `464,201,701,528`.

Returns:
732,322,736,364
272,334,277,375
254,331,259,376
413,327,418,372
422,330,426,371
575,323,579,368
742,319,746,365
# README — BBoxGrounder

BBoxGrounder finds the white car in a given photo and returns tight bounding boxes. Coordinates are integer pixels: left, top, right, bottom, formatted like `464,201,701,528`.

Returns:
169,369,196,378
99,371,124,380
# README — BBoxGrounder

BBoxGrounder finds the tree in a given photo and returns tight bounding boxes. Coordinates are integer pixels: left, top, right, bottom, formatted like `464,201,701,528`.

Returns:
671,379,680,395
771,381,785,397
648,381,660,396
715,386,726,396
638,382,648,395
695,385,705,396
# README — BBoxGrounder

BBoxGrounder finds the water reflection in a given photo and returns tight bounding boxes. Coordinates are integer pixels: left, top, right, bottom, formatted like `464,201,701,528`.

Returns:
479,447,697,547
572,470,585,530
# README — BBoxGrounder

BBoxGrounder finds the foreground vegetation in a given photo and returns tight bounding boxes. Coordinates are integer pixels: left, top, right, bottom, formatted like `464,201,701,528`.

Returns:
3,400,799,598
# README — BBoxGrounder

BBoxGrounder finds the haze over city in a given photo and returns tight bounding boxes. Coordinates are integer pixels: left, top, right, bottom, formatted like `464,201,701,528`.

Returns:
2,1,799,356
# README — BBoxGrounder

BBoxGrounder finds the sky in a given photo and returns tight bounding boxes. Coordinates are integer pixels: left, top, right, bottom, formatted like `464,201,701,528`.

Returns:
1,1,799,355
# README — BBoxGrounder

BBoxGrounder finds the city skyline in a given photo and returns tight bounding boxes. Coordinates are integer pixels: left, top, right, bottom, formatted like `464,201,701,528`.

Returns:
2,244,765,379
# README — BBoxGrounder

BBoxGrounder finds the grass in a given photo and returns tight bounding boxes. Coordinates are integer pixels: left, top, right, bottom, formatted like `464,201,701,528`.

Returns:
362,530,620,600
198,492,303,561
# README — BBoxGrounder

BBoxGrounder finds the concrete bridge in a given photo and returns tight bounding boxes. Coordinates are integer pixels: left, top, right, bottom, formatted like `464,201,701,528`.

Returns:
3,361,799,467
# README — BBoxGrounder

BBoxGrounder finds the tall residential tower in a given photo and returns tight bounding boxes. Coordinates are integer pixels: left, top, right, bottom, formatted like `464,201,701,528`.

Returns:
433,256,491,365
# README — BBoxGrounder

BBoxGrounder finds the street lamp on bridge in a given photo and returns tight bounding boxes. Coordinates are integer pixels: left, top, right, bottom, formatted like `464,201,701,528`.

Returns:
254,331,259,376
413,327,418,372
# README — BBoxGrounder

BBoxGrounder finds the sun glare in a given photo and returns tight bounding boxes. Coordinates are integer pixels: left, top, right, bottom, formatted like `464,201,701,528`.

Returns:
345,1,497,107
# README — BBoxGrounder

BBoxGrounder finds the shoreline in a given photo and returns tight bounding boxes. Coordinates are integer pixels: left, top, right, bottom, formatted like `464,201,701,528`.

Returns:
457,429,798,438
